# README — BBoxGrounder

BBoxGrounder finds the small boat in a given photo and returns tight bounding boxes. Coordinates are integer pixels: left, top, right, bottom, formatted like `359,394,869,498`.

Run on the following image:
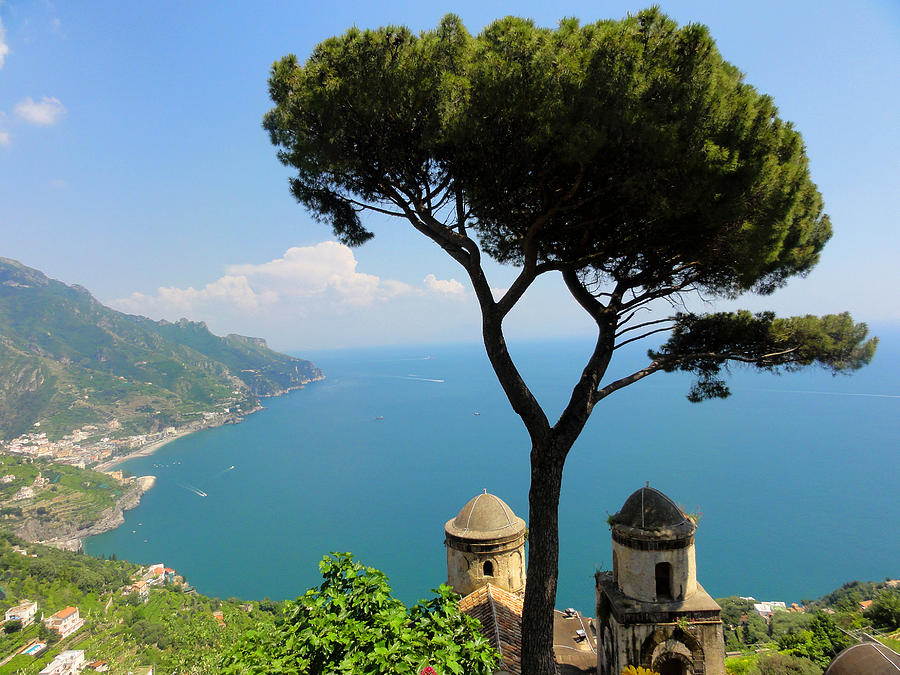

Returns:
473,412,481,416
375,416,384,421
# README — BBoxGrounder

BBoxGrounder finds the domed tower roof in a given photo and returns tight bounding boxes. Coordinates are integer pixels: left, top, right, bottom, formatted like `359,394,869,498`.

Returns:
824,642,900,674
445,491,526,542
609,486,695,542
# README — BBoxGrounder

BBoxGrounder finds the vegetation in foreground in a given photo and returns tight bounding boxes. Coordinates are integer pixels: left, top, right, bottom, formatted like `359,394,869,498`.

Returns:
0,532,278,674
2,527,897,674
0,538,498,674
223,553,500,674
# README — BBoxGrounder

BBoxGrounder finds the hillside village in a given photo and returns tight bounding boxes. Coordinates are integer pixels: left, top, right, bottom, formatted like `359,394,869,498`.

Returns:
1,543,190,674
0,531,273,675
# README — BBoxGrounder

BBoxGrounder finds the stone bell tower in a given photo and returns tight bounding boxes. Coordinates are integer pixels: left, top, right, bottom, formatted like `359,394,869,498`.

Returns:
444,490,526,597
596,486,725,675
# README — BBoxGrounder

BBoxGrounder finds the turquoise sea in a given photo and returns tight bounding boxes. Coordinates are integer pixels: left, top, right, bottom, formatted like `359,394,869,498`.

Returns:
85,327,899,613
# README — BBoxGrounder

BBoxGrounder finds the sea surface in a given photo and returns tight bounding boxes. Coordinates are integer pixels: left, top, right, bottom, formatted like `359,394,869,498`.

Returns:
85,326,900,612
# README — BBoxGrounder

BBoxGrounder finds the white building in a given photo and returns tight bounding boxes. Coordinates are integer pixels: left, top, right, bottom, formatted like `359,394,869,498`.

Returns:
39,650,85,675
4,600,38,627
44,606,85,638
753,601,787,619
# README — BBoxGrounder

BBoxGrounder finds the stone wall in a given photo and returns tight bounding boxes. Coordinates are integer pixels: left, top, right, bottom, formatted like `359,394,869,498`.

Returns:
446,542,525,596
595,572,726,675
613,536,697,602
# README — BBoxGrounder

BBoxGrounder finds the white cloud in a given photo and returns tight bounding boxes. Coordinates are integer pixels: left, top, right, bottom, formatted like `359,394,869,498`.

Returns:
227,241,419,307
111,242,465,327
0,131,9,147
50,178,68,189
115,275,278,319
0,18,9,70
15,96,66,125
424,273,465,296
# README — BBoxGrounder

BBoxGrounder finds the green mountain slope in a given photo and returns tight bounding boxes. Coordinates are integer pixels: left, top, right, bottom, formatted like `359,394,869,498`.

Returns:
0,258,322,440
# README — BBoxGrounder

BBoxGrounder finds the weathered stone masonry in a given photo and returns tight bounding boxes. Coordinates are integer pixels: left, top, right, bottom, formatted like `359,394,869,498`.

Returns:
596,486,726,675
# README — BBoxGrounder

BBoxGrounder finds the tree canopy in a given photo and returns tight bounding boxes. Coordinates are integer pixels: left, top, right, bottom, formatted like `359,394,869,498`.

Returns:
264,9,877,673
778,613,854,668
266,7,831,290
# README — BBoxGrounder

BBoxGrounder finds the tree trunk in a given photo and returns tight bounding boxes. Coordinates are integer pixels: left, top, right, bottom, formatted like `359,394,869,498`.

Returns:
521,440,566,675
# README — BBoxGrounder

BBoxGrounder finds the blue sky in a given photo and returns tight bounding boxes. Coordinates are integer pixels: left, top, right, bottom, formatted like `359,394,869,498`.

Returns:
1,0,897,350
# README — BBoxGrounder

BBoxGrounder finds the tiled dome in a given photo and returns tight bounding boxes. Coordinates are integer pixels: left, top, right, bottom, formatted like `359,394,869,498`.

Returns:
445,491,526,542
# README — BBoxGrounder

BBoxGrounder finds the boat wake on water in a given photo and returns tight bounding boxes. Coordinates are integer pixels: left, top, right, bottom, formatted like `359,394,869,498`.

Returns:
177,483,208,498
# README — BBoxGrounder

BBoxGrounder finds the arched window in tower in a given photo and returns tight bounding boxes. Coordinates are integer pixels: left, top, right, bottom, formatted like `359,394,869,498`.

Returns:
483,560,494,577
657,655,688,675
655,562,673,601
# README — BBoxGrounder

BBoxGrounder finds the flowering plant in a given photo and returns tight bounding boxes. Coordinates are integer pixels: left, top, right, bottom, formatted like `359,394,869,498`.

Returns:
421,668,437,675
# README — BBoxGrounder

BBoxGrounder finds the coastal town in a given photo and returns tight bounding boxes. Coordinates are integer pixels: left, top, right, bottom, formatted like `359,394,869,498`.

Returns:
0,409,247,473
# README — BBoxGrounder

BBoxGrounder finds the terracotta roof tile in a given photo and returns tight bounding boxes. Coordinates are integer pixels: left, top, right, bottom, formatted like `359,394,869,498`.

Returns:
460,584,524,675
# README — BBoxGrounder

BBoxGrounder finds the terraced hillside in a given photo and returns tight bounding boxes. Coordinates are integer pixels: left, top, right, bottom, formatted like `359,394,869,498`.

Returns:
0,532,280,674
0,455,142,548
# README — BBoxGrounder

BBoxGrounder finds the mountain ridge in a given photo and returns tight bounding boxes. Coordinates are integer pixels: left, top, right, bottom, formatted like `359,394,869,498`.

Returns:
0,257,323,441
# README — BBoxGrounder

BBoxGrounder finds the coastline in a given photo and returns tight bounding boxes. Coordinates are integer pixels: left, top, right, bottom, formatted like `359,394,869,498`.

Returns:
19,475,157,552
94,426,213,472
26,377,326,552
94,378,323,472
39,407,262,550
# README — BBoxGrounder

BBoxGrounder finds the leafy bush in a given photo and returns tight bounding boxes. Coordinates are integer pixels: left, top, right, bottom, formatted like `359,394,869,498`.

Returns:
2,619,22,633
777,613,851,668
222,553,500,674
748,653,821,675
864,589,900,630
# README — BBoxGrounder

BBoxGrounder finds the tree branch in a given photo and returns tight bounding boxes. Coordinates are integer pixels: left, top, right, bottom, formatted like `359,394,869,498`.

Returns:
378,180,551,442
562,269,609,324
615,317,675,337
344,197,407,218
596,346,802,402
456,189,468,238
614,326,675,350
595,361,667,402
618,281,695,311
551,320,616,451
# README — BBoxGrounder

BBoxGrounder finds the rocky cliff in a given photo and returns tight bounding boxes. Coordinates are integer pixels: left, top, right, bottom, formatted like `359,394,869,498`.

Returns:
14,476,156,552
